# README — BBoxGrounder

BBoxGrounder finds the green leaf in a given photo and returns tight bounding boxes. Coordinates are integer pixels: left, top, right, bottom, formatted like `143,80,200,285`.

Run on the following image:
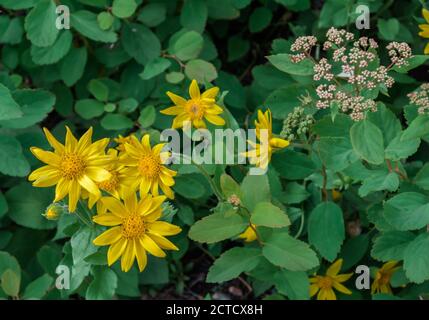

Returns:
112,0,137,18
118,98,138,113
371,231,415,262
170,31,204,61
275,269,309,300
251,202,290,228
122,23,161,66
139,256,169,284
0,17,24,45
1,269,20,297
6,182,56,229
206,247,262,283
308,202,345,261
401,115,429,141
188,212,248,244
367,104,401,145
403,233,429,284
263,233,319,271
350,119,385,165
174,174,207,199
415,163,429,191
385,134,420,161
140,57,171,80
71,226,99,265
138,3,167,27
384,192,429,231
316,137,358,172
272,150,315,180
0,192,8,220
220,174,241,198
75,99,105,120
88,79,109,102
166,72,185,84
0,0,37,9
0,252,21,294
22,274,53,299
267,54,314,76
358,171,400,197
101,114,134,130
86,266,118,300
138,105,156,128
30,30,72,65
339,234,369,270
71,10,117,43
0,89,55,129
60,47,88,86
97,12,114,30
24,0,59,47
240,174,270,211
0,83,22,120
180,0,208,33
227,35,250,62
283,182,310,204
249,7,272,33
377,18,399,40
185,59,218,82
0,136,30,177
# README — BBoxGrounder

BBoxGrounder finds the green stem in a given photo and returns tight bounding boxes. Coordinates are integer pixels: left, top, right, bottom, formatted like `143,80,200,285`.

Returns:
192,161,224,201
294,211,305,239
76,200,94,228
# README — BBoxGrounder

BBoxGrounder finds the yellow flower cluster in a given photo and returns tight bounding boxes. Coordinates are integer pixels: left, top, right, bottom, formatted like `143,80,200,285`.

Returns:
28,127,181,272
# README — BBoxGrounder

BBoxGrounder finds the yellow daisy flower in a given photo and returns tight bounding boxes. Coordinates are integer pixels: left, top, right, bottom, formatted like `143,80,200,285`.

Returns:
92,193,181,272
238,224,257,242
310,259,353,300
242,109,290,169
419,8,429,54
371,261,400,295
160,79,225,129
28,127,111,212
119,134,177,199
85,148,132,208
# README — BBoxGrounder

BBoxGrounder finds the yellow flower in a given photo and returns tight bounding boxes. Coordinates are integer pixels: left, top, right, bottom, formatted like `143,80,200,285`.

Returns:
92,193,181,272
28,127,111,212
238,224,257,242
242,109,290,169
114,134,132,152
310,259,353,300
119,134,177,199
419,8,429,54
371,261,400,295
43,203,63,220
85,149,131,208
160,79,225,129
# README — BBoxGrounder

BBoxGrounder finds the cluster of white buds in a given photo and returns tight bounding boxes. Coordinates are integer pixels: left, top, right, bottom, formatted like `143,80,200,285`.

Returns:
408,83,429,114
290,36,317,62
386,42,412,67
289,28,414,121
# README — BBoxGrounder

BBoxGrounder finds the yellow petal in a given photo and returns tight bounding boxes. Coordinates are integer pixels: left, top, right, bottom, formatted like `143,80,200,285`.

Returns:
30,147,60,166
77,127,93,153
93,214,123,226
29,165,58,182
78,174,100,197
93,226,122,246
121,239,136,272
31,170,61,187
65,126,78,152
68,180,81,212
201,86,219,99
309,284,319,297
334,272,353,282
333,280,352,295
326,259,343,277
148,233,179,251
204,114,225,126
166,91,187,106
189,79,200,99
85,167,112,182
134,240,148,272
54,178,70,202
123,192,137,213
149,221,181,236
423,8,429,24
425,42,429,54
160,106,184,115
43,127,64,152
107,238,127,266
140,234,166,257
270,137,290,149
101,197,127,217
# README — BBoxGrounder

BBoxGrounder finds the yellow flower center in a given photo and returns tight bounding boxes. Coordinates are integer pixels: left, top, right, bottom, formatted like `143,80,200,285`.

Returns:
185,100,204,119
60,153,85,180
122,214,145,238
318,276,333,289
138,154,161,178
98,171,119,192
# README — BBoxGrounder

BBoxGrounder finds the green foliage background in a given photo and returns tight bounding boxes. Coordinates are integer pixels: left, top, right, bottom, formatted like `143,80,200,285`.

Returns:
0,0,429,300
